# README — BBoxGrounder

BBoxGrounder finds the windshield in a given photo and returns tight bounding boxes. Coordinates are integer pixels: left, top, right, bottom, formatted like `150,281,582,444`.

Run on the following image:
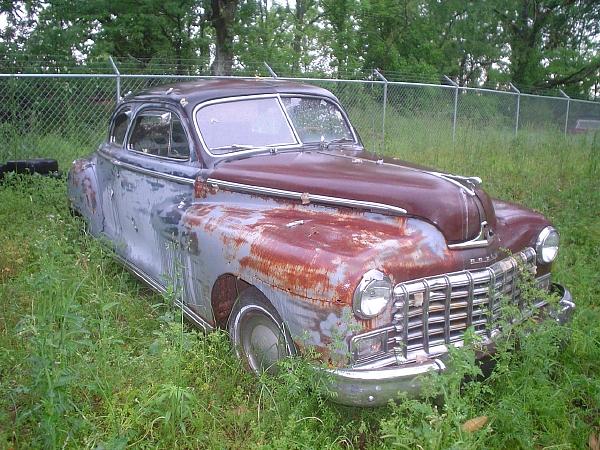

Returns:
195,95,356,155
196,97,298,154
281,96,354,143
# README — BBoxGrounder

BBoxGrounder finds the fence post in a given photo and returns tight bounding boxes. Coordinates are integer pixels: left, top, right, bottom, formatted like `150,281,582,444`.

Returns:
559,89,570,136
509,82,521,136
443,75,459,142
109,56,121,104
263,62,278,78
373,69,388,153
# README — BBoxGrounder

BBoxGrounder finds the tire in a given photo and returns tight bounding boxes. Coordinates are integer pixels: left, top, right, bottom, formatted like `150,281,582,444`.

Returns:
228,287,296,375
4,158,59,176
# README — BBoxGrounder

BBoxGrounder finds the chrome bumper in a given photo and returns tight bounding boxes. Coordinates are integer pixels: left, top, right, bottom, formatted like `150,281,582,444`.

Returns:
324,283,574,407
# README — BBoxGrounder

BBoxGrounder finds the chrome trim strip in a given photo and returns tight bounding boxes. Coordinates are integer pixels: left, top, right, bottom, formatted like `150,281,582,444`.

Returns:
113,253,213,332
175,300,214,332
113,252,167,293
205,177,408,215
98,149,195,185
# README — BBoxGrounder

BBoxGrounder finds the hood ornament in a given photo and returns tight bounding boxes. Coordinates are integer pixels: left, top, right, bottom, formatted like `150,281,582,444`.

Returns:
448,221,493,250
430,172,482,196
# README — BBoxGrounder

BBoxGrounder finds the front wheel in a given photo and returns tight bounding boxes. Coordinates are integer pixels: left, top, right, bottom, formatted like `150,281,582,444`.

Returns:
228,287,296,375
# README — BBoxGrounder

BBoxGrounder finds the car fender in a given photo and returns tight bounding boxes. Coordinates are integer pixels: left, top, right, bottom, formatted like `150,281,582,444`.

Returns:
68,157,102,234
153,189,458,360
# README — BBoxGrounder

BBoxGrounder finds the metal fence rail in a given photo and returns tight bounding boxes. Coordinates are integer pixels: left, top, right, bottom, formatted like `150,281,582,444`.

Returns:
1,68,599,162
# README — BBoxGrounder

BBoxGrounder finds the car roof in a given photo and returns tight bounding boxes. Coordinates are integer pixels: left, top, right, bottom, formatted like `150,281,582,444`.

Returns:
131,78,339,106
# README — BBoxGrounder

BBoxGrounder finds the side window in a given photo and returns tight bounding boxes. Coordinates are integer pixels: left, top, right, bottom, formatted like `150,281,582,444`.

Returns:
128,111,190,160
110,109,131,145
170,117,190,159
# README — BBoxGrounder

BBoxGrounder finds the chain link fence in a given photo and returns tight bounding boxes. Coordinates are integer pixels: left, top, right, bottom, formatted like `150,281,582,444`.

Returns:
1,69,599,164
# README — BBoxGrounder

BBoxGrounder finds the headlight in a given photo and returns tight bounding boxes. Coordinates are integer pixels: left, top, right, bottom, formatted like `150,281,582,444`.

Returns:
353,269,392,319
535,226,559,264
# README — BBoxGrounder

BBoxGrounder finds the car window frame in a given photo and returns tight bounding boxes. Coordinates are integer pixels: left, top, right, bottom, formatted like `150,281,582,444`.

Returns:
125,106,193,163
193,93,361,161
108,105,133,147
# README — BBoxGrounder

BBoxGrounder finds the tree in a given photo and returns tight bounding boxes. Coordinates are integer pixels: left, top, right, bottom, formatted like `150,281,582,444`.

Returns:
490,0,600,93
354,0,441,80
321,0,361,77
208,0,239,75
426,1,504,86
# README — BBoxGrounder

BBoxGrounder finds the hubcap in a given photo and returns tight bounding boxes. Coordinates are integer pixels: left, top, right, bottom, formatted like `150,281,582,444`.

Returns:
240,310,286,374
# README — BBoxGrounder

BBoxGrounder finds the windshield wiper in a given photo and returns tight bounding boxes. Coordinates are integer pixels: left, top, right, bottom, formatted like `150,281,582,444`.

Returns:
211,144,287,155
211,143,258,151
319,137,359,149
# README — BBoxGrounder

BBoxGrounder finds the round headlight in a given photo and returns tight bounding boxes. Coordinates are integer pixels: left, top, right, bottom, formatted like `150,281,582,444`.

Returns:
535,226,559,264
353,269,392,319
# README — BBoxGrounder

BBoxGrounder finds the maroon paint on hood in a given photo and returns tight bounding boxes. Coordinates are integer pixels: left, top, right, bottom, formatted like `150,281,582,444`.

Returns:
209,151,483,243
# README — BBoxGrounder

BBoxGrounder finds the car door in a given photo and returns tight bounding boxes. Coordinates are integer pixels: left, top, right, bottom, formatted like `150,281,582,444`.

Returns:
96,106,131,240
112,105,200,288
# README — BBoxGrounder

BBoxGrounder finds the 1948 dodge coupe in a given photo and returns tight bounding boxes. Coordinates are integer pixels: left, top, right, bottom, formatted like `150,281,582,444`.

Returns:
68,79,574,406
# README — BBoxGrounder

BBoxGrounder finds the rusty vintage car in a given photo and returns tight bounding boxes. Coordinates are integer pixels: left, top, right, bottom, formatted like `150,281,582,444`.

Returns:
68,79,574,406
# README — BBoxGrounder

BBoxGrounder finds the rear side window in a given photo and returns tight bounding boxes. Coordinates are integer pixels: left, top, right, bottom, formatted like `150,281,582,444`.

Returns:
110,109,131,145
128,111,190,160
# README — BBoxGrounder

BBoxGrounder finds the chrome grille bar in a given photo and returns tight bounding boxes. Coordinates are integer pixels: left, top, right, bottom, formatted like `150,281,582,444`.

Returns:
398,284,409,359
443,274,451,344
487,267,496,338
510,258,518,305
422,279,431,353
465,271,474,328
391,248,536,363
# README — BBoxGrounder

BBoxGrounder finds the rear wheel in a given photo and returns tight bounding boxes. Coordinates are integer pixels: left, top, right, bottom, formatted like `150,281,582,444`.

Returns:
228,287,296,375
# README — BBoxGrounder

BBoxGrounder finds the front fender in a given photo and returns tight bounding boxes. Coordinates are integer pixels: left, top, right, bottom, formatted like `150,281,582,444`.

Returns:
167,191,458,359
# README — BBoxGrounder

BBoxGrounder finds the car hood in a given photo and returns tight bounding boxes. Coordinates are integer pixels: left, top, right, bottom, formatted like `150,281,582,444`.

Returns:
209,150,487,243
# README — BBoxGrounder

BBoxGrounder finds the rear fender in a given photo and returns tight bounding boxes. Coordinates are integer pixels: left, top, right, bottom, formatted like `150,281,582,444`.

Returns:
68,157,102,234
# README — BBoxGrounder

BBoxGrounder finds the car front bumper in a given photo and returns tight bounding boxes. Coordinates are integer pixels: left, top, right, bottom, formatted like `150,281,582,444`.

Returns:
324,283,575,407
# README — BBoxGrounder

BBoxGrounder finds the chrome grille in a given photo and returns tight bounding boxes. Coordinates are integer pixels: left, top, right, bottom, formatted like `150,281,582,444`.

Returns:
391,248,536,361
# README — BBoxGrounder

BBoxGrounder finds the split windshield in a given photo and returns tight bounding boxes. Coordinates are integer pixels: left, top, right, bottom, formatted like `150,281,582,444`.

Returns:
195,95,355,154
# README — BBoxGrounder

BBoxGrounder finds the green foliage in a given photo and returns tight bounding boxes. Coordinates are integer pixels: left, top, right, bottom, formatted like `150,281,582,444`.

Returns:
2,1,598,95
0,130,599,448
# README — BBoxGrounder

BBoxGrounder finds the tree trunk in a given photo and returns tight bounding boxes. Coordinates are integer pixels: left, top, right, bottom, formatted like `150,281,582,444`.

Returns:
210,0,238,76
291,0,307,73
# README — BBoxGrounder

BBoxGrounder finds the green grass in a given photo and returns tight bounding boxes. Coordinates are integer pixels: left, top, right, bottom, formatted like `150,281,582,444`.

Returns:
1,129,599,449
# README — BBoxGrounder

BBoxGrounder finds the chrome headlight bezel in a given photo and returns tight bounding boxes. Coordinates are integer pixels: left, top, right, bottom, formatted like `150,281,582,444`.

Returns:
353,269,393,319
535,226,559,264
